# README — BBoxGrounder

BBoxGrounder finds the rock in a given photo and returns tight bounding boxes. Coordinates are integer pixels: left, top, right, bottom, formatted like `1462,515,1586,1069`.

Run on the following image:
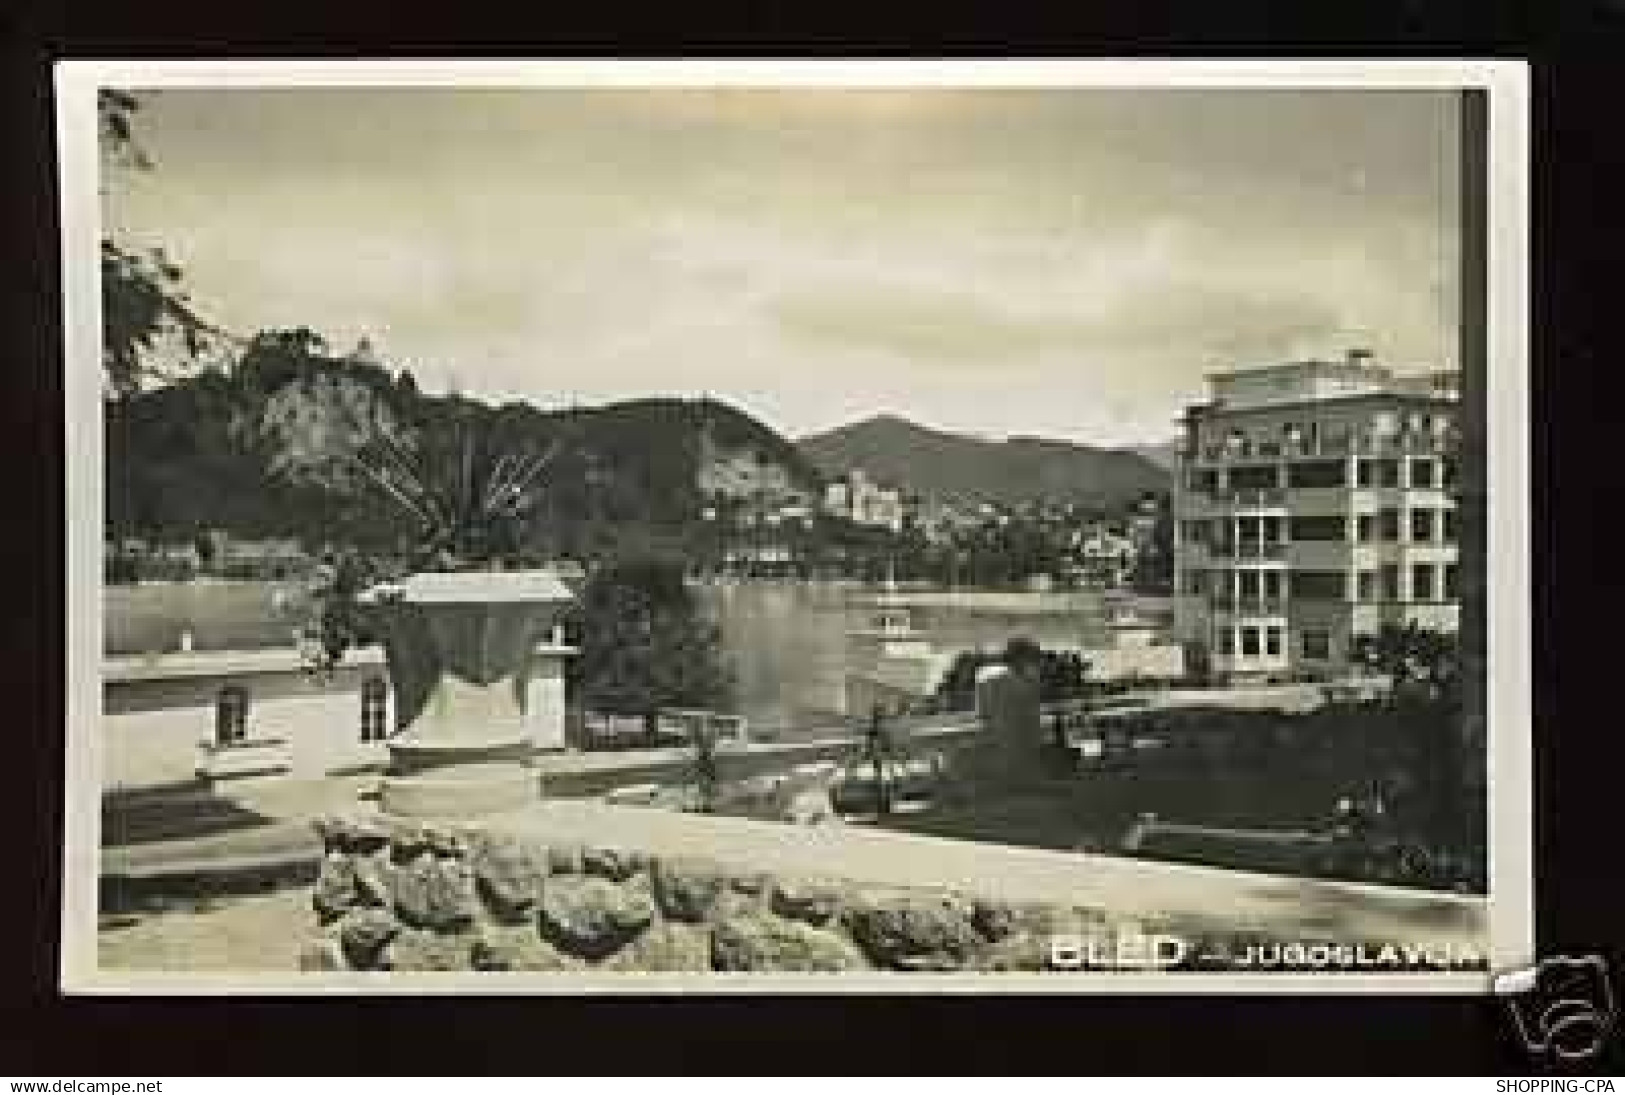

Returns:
652,857,725,922
709,886,764,922
472,926,582,972
352,851,394,907
1009,902,1104,938
338,907,400,970
387,823,433,863
537,875,656,960
582,846,643,882
383,928,476,971
471,835,546,922
546,843,585,875
603,922,713,972
843,892,982,971
975,905,1112,970
313,853,361,923
422,824,470,859
769,878,845,926
728,872,771,896
710,912,866,972
391,857,479,931
973,931,1053,972
971,899,1018,942
298,936,347,971
314,814,389,854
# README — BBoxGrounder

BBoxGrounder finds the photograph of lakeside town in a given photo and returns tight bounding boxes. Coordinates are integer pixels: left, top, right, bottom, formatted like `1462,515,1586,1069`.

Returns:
76,69,1505,983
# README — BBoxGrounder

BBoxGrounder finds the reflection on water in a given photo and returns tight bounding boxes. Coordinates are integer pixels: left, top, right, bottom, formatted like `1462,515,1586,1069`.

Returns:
105,580,315,656
106,579,1145,736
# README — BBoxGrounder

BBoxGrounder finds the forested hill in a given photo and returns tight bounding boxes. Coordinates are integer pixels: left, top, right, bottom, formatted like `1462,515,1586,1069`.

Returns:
798,414,1171,509
106,330,819,559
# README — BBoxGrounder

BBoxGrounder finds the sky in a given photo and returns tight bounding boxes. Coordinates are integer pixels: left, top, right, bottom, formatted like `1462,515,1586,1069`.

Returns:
102,86,1462,448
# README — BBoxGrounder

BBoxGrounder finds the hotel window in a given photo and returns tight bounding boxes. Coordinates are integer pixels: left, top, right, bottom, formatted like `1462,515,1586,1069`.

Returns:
1379,508,1401,542
1181,520,1207,543
1301,630,1331,661
1443,508,1459,542
1411,508,1436,543
1229,464,1280,491
1357,459,1375,487
1356,513,1376,543
1288,515,1347,542
1188,468,1219,494
1381,563,1400,602
1260,515,1283,543
1357,570,1377,602
1217,628,1235,656
1238,570,1261,601
1185,570,1208,596
1265,626,1283,657
1241,627,1261,657
1443,457,1459,488
1411,458,1436,489
1444,563,1460,600
1287,459,1347,488
1412,562,1438,603
1373,459,1401,488
1289,571,1346,601
1262,570,1283,602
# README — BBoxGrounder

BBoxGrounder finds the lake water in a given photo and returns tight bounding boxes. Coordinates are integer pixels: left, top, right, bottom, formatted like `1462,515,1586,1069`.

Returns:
105,579,1154,735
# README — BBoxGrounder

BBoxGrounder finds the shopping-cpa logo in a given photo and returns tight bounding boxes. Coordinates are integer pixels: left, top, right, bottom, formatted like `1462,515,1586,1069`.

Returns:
1494,955,1618,1063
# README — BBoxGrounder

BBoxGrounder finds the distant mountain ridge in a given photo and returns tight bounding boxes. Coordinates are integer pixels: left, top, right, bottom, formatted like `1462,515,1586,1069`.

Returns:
797,414,1171,508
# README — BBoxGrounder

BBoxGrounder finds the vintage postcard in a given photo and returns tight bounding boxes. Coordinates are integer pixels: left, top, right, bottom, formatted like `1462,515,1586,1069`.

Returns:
58,58,1530,992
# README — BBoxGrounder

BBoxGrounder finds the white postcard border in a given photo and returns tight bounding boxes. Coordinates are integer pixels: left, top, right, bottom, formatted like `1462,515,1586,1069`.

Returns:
57,57,1532,995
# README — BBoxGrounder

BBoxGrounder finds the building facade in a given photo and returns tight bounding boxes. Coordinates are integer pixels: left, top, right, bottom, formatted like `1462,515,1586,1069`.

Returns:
1172,351,1461,680
822,467,906,533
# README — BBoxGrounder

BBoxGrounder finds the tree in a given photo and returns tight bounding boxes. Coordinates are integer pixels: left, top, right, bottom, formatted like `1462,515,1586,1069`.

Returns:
1351,621,1461,707
933,638,1090,712
1351,621,1472,856
98,90,226,399
571,556,733,736
1130,494,1175,595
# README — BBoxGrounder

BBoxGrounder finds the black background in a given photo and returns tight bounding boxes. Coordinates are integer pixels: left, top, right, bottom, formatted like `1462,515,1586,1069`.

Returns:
2,0,1622,1075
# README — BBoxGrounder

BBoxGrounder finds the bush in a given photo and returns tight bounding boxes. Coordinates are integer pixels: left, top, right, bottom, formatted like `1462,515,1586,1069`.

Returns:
934,639,1090,711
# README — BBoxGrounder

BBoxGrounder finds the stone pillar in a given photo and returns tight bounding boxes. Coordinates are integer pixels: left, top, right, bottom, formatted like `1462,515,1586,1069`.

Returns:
525,629,577,753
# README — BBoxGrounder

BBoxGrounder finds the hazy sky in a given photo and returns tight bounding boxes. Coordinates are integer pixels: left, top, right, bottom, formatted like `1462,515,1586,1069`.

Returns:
103,87,1461,447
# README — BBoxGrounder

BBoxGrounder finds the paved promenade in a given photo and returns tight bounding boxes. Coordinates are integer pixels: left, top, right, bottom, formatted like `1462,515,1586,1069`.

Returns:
100,721,981,882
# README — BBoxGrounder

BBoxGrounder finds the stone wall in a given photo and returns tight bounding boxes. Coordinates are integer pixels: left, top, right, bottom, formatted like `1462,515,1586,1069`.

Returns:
302,814,1173,973
299,808,1488,974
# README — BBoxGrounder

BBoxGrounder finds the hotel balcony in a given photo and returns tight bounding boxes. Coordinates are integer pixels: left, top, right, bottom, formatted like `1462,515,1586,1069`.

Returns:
1178,488,1288,516
1205,540,1288,561
1188,435,1353,465
1351,433,1453,456
1207,594,1289,618
1182,430,1452,466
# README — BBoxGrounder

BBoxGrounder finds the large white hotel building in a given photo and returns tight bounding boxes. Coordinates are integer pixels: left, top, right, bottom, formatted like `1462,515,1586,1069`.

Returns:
1172,350,1462,680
